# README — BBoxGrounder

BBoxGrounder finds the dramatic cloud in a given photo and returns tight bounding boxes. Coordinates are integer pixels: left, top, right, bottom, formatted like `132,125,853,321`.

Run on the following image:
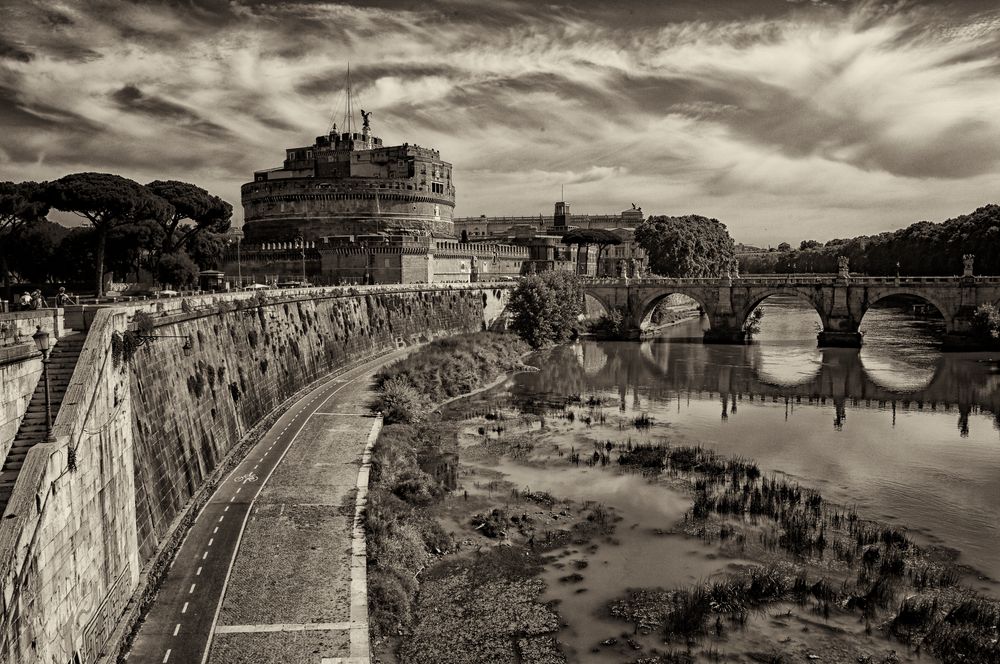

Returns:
1,0,998,244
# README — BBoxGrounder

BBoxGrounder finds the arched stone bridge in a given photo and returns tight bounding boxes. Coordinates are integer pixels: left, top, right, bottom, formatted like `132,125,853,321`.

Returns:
583,274,1000,348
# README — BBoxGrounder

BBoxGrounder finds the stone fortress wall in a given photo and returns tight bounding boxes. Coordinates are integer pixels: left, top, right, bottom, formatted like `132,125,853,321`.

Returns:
0,283,511,664
240,177,456,241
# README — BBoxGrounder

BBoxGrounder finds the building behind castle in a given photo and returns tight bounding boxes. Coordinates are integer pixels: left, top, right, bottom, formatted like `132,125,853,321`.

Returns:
223,113,646,285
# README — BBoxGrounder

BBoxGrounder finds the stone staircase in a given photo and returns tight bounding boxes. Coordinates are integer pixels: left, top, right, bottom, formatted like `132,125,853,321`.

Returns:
0,333,87,515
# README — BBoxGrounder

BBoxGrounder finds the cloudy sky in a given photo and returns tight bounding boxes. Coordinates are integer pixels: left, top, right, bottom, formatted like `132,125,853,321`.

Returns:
1,0,999,245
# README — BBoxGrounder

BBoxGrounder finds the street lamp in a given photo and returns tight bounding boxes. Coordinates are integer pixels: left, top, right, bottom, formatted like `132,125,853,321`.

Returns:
232,228,244,288
132,333,195,357
31,326,56,443
296,235,307,285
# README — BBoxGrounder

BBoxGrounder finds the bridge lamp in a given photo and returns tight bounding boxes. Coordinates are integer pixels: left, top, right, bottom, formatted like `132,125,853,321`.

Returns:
31,326,56,443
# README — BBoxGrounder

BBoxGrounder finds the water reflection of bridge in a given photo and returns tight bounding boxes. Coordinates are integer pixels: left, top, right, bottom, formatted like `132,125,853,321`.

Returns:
530,340,1000,435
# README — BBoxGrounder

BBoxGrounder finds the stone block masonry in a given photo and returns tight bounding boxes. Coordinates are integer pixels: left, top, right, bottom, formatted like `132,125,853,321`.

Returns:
0,344,41,468
0,283,511,664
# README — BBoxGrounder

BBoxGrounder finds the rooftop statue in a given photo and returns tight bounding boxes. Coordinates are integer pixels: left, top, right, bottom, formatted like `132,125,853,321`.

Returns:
361,109,372,129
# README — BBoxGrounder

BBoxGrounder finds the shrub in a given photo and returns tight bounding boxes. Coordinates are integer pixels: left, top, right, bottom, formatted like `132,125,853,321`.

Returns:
374,376,426,424
971,303,1000,344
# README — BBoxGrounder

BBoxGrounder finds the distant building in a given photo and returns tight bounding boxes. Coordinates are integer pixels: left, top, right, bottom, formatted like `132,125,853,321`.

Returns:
454,201,648,277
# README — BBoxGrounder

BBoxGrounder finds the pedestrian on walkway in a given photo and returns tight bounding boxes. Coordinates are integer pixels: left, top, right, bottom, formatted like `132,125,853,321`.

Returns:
55,287,72,307
19,292,32,311
31,290,45,309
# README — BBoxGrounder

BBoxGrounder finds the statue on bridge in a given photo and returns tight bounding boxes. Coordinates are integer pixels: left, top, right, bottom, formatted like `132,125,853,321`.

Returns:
837,256,850,279
963,254,975,278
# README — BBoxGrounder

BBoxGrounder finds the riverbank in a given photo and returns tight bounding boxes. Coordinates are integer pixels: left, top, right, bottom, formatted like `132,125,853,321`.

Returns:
444,389,999,663
366,327,999,663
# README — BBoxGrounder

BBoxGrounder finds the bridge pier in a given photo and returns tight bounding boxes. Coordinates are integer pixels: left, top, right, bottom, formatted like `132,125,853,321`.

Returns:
703,327,746,344
817,330,863,348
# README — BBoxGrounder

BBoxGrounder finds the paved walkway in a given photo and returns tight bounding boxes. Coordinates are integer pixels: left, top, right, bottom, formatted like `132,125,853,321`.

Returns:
128,351,406,664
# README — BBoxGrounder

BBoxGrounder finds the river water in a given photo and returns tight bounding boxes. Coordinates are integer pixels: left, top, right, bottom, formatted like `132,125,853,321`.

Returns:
447,296,1000,661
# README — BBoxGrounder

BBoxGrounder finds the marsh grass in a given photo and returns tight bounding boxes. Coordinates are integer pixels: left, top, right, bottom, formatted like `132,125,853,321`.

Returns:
372,332,529,423
366,424,456,638
605,438,1000,661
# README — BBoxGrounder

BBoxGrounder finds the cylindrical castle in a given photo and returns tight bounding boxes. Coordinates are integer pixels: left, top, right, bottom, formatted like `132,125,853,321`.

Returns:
241,120,456,242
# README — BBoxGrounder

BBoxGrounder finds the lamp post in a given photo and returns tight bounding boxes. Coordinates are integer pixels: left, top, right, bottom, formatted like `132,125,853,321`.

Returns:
295,235,307,285
232,228,244,288
31,326,56,443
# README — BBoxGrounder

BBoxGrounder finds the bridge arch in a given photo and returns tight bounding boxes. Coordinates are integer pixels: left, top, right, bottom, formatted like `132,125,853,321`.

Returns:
738,288,830,333
583,292,612,319
861,290,952,332
636,290,711,329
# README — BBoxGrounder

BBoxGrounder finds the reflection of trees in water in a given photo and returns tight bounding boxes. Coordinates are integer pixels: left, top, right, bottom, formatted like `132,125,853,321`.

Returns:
513,338,1000,433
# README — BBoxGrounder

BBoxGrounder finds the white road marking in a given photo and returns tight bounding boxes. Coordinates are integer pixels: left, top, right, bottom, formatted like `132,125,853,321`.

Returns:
224,506,229,512
189,584,196,594
218,516,224,522
182,602,189,614
203,551,208,560
196,567,202,576
236,487,241,493
208,538,214,546
173,623,180,636
163,649,171,662
200,353,401,664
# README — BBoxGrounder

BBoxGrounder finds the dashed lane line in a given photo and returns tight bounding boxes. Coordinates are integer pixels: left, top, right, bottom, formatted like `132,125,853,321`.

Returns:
199,356,393,664
162,649,171,663
173,624,180,637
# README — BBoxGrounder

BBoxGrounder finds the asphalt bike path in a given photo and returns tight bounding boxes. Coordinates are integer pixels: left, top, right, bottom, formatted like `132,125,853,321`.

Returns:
127,350,407,664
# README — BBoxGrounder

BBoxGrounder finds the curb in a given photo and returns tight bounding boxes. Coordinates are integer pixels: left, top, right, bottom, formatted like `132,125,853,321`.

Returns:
321,415,382,664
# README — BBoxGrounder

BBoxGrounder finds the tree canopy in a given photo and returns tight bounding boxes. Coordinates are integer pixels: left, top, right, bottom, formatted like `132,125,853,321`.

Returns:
560,228,622,247
508,270,584,348
146,180,232,256
0,181,51,297
739,204,1000,276
634,215,736,278
44,173,174,296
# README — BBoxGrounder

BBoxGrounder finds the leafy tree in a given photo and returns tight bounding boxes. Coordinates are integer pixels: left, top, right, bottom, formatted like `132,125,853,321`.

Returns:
0,181,50,298
43,173,173,297
799,240,821,251
971,303,1000,345
145,180,232,264
743,307,765,338
777,242,791,252
744,205,1000,277
106,219,165,282
156,251,199,289
561,228,623,275
51,227,98,284
184,231,227,270
508,270,584,348
5,220,70,285
635,215,736,278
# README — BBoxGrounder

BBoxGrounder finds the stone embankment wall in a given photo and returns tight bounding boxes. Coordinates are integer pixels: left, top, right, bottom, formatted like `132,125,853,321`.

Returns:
0,309,66,488
0,284,510,664
0,346,41,470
